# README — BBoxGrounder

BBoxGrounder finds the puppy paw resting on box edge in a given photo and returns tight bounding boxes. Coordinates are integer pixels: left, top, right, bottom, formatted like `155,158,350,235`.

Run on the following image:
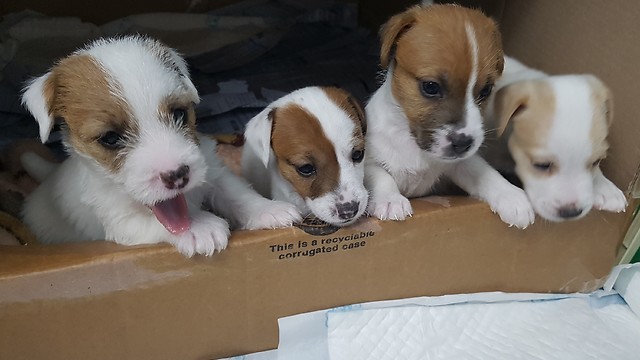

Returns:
19,35,301,257
242,86,369,228
364,4,535,229
484,55,628,223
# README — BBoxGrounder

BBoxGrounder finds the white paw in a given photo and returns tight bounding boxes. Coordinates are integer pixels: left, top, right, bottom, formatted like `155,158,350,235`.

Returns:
488,186,535,229
593,181,627,213
173,212,230,257
368,192,413,221
241,200,302,230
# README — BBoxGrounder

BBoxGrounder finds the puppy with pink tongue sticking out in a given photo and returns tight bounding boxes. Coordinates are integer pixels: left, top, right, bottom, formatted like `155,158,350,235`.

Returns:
20,36,301,257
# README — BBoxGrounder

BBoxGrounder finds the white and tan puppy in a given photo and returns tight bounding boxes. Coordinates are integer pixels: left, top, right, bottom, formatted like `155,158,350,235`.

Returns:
242,86,369,226
486,55,627,221
365,4,535,228
20,36,300,257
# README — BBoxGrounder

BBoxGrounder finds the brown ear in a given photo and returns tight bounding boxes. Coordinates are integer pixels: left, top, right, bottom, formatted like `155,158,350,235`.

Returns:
379,5,420,69
493,82,532,137
346,95,367,135
585,75,614,127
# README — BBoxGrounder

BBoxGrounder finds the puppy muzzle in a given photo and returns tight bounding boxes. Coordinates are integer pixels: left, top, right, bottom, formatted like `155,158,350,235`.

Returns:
336,200,360,221
447,133,474,156
160,164,190,190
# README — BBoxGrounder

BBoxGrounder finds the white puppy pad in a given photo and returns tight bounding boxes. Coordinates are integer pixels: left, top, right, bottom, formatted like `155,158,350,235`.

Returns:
228,264,640,359
326,296,640,360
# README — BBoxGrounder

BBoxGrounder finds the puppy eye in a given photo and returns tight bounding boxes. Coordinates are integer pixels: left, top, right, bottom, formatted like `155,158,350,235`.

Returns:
296,164,316,177
172,108,187,125
420,81,442,98
476,83,494,103
533,162,553,172
351,149,364,163
98,131,124,149
592,159,603,168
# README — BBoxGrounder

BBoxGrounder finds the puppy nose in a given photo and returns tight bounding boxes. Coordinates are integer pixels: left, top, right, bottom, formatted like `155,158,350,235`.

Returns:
337,201,360,221
449,133,474,155
160,165,190,190
557,205,583,219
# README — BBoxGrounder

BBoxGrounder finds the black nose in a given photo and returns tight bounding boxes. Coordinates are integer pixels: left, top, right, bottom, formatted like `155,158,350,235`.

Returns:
448,133,474,155
337,201,360,221
557,205,583,219
160,165,190,190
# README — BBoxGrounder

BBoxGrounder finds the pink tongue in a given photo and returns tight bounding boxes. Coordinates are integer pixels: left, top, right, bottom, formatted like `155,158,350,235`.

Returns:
150,194,191,234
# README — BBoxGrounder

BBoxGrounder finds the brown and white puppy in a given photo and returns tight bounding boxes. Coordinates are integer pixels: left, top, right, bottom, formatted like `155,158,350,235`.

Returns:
486,55,627,221
20,36,300,257
365,4,535,228
242,86,369,226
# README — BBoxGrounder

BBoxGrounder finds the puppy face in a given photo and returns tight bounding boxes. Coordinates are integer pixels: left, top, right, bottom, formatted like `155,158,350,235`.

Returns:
380,4,504,161
245,87,368,226
21,36,204,233
495,75,613,221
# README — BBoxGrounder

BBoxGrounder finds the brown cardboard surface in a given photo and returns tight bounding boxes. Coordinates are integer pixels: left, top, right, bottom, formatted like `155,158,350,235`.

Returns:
1,1,639,359
0,197,629,359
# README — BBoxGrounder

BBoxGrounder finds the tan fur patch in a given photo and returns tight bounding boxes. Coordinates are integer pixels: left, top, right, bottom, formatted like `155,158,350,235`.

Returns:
321,87,366,142
46,54,135,173
384,5,503,149
501,80,557,176
587,76,612,166
271,104,339,199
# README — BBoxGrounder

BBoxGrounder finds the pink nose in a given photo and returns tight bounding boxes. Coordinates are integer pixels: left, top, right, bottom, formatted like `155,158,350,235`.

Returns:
160,165,190,189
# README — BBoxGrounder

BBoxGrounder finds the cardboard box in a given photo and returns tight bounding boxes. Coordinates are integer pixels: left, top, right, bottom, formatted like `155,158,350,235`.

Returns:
1,1,639,359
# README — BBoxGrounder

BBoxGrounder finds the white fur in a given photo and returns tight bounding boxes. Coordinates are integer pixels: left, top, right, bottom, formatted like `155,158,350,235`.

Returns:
20,36,300,257
487,56,627,221
242,87,368,226
365,26,535,228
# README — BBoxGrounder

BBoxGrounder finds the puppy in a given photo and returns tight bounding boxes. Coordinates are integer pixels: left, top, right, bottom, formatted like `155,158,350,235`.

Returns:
365,4,535,228
242,86,369,226
485,55,627,221
20,36,300,257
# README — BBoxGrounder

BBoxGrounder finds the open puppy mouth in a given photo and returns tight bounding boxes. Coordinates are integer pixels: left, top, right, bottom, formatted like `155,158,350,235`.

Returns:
149,193,191,234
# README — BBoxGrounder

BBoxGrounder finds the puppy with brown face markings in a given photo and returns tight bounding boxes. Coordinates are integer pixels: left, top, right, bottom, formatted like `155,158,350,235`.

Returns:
365,4,535,228
20,36,301,257
242,86,369,227
485,56,627,222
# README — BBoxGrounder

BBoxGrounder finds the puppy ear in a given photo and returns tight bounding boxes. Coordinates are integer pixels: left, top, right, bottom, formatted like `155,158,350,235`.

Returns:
180,74,200,105
21,72,56,143
585,75,614,127
164,46,200,104
244,107,275,167
346,95,367,136
379,6,419,69
493,82,532,137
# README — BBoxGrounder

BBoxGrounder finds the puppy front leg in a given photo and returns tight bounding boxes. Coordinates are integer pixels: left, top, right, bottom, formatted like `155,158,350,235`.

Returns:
447,155,535,228
592,167,627,213
209,169,302,230
365,161,413,221
102,209,229,257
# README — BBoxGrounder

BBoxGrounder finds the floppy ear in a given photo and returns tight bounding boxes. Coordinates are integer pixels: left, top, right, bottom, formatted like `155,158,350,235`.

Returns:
585,75,614,127
493,82,532,137
244,107,275,168
165,47,200,104
379,5,419,69
21,72,56,143
346,95,367,135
